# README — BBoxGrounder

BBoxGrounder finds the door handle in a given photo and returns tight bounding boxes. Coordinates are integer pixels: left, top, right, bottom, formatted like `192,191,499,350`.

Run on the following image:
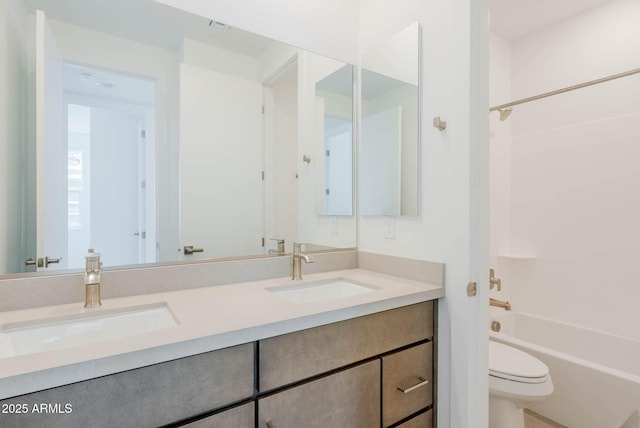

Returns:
184,246,204,255
44,256,62,268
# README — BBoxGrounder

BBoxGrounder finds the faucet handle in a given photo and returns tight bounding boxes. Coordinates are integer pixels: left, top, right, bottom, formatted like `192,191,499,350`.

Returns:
489,268,502,291
270,238,285,254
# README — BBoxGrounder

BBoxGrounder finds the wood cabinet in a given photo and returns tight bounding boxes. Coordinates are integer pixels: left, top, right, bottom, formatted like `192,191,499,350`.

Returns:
258,360,380,428
181,403,254,428
0,343,254,428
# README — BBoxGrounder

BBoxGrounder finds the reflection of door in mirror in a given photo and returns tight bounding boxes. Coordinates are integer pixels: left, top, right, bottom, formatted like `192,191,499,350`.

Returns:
361,106,402,216
34,10,66,272
360,22,420,217
314,64,354,217
29,11,157,272
263,61,299,252
323,116,353,215
179,64,263,260
63,66,156,270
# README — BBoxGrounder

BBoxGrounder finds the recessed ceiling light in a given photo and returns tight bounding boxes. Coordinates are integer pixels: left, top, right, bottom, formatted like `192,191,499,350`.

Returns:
95,82,115,89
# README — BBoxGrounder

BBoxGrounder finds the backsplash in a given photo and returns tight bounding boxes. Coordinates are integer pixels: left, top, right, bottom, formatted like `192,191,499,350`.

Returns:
0,250,444,312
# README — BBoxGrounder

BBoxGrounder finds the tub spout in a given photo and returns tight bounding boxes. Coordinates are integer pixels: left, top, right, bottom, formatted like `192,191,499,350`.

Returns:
490,298,511,311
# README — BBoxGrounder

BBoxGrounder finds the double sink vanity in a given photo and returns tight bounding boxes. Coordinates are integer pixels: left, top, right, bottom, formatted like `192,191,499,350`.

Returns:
0,250,443,427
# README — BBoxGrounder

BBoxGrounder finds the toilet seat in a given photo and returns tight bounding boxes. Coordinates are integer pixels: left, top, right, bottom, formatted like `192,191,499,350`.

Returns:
489,341,549,384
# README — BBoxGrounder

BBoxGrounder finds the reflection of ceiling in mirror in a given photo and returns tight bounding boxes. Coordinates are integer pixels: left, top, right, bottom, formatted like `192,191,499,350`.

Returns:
25,0,274,56
361,69,410,100
315,65,352,97
64,63,156,106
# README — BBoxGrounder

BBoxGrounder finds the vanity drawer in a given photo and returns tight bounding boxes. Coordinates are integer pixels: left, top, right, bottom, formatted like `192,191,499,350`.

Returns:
395,409,433,428
259,301,433,391
180,402,254,428
382,342,433,427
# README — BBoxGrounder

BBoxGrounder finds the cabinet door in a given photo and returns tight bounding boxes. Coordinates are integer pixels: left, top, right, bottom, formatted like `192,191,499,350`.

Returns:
0,343,254,428
180,402,254,428
258,360,380,428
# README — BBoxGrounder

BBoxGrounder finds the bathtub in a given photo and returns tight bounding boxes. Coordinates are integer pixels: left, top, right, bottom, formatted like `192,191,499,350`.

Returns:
490,311,640,428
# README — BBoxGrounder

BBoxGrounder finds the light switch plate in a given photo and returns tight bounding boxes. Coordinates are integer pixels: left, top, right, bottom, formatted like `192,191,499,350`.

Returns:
384,217,395,239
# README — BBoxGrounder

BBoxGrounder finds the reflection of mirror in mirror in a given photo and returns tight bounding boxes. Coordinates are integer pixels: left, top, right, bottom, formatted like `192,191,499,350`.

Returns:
0,0,356,276
360,22,420,217
314,65,354,216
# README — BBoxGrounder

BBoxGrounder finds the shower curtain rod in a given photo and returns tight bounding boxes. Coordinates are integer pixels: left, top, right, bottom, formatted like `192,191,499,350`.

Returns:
489,66,640,112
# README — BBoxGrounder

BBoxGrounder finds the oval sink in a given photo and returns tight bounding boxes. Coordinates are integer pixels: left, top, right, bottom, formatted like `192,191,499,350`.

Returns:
0,303,178,358
267,278,378,304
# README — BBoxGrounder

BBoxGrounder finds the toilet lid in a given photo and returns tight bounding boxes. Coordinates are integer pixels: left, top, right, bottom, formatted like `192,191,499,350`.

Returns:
489,341,549,384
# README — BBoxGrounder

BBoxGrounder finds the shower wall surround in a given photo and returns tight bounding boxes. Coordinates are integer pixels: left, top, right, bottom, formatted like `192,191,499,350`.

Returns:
489,0,640,341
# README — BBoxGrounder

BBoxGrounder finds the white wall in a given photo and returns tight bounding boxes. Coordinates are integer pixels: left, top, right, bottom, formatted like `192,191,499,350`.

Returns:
181,38,259,81
488,32,512,304
267,65,298,248
0,0,28,273
494,0,640,341
360,1,489,427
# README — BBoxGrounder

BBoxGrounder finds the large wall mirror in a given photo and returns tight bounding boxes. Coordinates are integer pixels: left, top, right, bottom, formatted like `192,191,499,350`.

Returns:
314,64,354,216
360,22,421,217
0,0,356,275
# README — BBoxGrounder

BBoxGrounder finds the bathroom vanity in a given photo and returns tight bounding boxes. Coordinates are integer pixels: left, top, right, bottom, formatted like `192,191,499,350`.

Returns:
1,302,434,427
0,254,443,428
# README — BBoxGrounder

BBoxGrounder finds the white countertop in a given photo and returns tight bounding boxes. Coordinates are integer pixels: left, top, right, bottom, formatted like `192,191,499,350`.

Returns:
0,268,443,399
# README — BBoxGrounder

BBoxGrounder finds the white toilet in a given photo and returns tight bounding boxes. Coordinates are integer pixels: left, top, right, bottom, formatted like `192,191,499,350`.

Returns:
489,341,554,428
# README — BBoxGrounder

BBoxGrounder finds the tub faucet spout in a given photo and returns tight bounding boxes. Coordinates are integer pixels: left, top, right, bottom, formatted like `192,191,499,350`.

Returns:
490,297,511,311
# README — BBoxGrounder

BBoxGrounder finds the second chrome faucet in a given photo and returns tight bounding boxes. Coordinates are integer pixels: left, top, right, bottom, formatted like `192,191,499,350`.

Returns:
292,242,314,280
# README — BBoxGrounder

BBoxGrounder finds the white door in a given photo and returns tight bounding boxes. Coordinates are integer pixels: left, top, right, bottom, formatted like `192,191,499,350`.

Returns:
179,64,263,260
35,10,66,271
324,118,353,216
361,106,402,216
89,107,144,267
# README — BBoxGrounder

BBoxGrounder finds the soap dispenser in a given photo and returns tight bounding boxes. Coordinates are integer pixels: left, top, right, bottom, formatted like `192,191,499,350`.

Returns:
84,248,102,308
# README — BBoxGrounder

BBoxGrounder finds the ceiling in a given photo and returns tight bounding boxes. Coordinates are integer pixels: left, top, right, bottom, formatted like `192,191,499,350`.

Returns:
25,0,274,57
489,0,613,40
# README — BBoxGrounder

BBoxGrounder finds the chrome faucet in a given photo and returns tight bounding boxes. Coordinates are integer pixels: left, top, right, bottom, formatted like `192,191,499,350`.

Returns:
268,239,286,254
292,242,314,280
84,249,102,308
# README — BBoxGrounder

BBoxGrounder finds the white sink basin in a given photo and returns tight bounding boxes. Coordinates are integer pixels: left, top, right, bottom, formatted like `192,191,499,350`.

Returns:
0,303,178,358
268,278,378,304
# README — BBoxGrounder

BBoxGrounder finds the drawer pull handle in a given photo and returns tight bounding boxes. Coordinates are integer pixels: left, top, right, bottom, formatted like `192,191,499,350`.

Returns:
397,376,429,394
266,422,275,428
